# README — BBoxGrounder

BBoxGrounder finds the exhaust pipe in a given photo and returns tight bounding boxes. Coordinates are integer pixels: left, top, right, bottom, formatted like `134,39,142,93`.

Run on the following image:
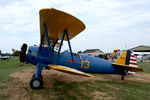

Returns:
20,43,27,62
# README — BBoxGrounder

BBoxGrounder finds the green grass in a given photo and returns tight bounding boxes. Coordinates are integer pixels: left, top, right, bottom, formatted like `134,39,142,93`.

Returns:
27,80,150,100
138,62,150,73
0,57,34,100
29,81,93,100
0,57,33,88
0,58,150,100
83,81,150,100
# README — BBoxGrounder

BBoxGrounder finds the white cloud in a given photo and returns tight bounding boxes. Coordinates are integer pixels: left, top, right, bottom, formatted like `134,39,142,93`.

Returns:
0,0,150,53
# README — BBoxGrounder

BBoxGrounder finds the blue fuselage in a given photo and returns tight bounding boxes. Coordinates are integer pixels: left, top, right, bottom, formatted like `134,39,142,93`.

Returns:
27,46,123,75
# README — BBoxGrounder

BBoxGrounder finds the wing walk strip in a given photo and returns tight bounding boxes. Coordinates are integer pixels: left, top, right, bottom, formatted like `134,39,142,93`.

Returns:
48,65,93,77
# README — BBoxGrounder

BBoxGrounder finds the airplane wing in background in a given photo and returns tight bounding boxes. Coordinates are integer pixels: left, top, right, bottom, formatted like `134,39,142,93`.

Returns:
48,65,92,77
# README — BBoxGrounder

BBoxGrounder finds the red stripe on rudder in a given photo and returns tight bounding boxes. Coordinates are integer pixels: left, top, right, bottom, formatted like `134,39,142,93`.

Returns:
68,59,77,63
130,59,137,61
129,62,137,65
128,73,133,75
130,55,135,57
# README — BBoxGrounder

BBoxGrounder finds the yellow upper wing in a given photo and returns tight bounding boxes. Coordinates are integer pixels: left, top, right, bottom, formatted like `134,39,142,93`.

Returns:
48,65,92,77
40,8,86,46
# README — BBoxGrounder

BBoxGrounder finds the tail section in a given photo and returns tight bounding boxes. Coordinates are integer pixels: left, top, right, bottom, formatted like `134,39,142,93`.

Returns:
129,52,138,67
114,50,130,65
112,50,143,72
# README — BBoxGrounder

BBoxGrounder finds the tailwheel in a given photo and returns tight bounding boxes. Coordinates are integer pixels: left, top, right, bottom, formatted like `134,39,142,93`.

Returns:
30,77,43,89
121,75,125,80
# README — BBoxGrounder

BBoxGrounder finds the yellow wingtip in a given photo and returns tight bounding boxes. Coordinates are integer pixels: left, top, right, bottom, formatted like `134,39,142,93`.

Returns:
48,65,93,77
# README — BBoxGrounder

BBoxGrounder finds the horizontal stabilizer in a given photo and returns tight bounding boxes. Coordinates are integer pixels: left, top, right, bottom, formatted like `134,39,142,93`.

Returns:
48,65,92,77
112,63,143,72
113,50,143,72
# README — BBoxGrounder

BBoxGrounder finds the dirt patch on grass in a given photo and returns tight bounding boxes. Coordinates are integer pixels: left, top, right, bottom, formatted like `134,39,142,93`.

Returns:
91,90,113,100
126,73,150,83
1,69,150,100
10,69,34,83
0,69,42,100
10,69,150,85
0,77,31,100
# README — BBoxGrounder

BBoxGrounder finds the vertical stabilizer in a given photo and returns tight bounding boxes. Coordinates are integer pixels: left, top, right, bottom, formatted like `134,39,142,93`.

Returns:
114,50,138,67
113,50,143,73
114,50,131,66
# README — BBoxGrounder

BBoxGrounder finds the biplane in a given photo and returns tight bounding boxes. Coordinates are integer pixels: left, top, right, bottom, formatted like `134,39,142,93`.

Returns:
19,8,143,89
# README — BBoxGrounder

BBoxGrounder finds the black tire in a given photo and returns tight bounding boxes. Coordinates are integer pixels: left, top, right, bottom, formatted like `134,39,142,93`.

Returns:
32,74,43,80
30,77,43,89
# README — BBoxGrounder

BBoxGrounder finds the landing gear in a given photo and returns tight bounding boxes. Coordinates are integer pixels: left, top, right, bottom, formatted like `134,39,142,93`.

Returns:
121,69,127,80
30,75,43,89
30,63,44,89
32,74,43,81
121,75,125,80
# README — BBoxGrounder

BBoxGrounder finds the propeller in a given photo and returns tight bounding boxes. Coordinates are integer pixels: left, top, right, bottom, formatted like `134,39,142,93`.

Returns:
20,43,27,62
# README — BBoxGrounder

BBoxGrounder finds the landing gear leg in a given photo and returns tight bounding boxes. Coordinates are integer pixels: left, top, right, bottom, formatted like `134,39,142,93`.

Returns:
30,63,44,89
121,69,127,80
121,75,125,80
32,74,43,80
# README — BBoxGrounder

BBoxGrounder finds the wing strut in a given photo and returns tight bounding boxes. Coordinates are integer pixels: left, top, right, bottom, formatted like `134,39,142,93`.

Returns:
65,30,74,63
39,34,44,51
43,24,54,56
42,24,74,65
55,30,74,64
55,30,66,64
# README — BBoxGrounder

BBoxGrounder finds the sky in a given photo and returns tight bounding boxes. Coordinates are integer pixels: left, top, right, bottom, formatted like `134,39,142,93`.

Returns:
0,0,150,53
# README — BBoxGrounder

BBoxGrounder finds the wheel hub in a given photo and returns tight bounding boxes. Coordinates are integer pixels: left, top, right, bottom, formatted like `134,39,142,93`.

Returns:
33,80,40,87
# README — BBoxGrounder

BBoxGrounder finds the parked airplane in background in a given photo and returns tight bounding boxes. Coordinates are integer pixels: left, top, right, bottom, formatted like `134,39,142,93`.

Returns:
0,55,10,60
19,8,143,89
12,49,19,55
0,50,10,60
109,49,121,59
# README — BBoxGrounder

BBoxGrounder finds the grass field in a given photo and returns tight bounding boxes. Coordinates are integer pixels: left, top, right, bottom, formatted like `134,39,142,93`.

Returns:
0,58,32,82
138,62,150,73
0,57,150,100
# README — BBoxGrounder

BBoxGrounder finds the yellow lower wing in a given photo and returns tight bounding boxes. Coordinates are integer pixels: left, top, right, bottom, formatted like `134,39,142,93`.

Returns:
48,65,92,77
112,63,143,72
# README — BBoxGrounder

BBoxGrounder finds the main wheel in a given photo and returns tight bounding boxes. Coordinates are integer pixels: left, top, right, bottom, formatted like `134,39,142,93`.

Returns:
30,77,43,89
